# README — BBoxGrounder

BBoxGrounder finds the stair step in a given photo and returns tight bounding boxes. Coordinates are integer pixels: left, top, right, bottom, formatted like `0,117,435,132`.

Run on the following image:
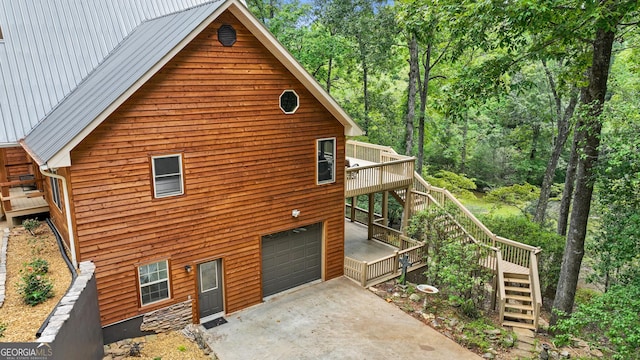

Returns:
504,277,530,284
504,303,533,311
502,321,537,331
503,312,535,321
505,294,533,302
505,286,532,293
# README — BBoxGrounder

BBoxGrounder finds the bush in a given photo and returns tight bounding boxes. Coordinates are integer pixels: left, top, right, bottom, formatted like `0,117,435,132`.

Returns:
22,218,40,236
478,214,564,301
0,322,6,338
408,207,493,317
552,284,640,360
26,258,49,275
424,170,478,200
17,261,54,306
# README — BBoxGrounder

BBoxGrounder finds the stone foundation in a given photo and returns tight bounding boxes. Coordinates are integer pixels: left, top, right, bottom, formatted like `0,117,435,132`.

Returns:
140,300,193,333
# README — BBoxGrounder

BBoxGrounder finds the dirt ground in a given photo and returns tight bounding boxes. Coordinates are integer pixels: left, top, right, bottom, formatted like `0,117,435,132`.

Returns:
0,222,72,342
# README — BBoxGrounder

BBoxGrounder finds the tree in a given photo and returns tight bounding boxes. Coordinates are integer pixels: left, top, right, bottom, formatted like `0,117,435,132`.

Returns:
533,60,579,224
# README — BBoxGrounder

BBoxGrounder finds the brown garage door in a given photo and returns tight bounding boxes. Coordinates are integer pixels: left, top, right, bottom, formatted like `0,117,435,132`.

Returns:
262,223,322,297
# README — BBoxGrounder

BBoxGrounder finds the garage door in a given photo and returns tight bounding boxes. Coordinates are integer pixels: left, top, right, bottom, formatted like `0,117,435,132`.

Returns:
262,223,322,297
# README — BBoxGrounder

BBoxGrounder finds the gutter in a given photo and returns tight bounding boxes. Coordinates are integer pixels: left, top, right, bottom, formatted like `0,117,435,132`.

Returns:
39,165,78,269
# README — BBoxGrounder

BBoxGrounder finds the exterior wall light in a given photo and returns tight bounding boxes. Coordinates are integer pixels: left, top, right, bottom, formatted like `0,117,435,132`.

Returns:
291,209,301,218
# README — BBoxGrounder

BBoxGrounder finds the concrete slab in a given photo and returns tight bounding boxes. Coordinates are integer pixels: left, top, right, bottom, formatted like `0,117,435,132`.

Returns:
206,277,480,360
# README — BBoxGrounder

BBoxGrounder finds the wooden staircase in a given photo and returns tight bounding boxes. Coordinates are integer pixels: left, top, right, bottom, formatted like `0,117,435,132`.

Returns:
501,273,537,330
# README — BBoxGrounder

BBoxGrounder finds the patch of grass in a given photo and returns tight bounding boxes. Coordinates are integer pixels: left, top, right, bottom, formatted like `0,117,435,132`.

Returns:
0,322,6,338
459,196,521,217
177,345,187,352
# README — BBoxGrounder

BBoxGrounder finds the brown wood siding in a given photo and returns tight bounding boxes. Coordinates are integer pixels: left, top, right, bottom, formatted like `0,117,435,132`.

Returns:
70,12,346,326
46,167,76,253
2,147,34,182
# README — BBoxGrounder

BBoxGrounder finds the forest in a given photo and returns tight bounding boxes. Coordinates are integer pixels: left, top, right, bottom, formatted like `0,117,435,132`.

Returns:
246,0,639,358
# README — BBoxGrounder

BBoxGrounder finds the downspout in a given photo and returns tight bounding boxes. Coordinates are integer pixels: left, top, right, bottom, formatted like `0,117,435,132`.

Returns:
39,165,78,269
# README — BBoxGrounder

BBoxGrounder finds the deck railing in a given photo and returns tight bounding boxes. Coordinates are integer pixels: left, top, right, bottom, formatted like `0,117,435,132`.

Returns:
345,159,414,198
1,178,45,212
344,140,542,329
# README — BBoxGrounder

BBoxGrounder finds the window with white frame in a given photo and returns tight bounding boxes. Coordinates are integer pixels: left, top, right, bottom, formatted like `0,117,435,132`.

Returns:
49,171,62,209
138,260,170,306
317,138,336,184
152,154,183,198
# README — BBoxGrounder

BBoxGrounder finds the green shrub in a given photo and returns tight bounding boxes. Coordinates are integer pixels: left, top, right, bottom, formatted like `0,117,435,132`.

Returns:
17,263,54,306
0,322,6,338
479,214,564,300
424,170,478,200
26,258,49,275
552,284,640,360
22,219,40,236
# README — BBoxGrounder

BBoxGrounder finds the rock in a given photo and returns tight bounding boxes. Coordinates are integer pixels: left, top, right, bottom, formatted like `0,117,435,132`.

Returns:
560,350,570,358
502,335,515,348
448,318,459,327
590,348,604,358
422,313,435,320
484,329,501,335
482,352,495,359
409,293,421,302
392,292,401,298
431,319,440,328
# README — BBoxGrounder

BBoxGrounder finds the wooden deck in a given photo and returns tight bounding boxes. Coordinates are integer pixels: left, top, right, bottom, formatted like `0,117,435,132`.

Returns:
1,187,49,226
344,156,414,198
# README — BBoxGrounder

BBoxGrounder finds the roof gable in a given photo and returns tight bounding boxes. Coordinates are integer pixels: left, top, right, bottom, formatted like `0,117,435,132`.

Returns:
0,0,219,145
21,0,362,167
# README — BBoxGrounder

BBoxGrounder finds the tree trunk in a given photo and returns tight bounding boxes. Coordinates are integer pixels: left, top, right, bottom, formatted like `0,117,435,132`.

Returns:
557,129,580,235
534,62,578,224
361,53,370,133
416,42,432,176
460,115,468,174
405,34,419,156
551,27,615,326
326,54,333,94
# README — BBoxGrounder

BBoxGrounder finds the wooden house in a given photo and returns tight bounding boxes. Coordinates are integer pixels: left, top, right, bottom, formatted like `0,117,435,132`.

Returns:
1,0,362,341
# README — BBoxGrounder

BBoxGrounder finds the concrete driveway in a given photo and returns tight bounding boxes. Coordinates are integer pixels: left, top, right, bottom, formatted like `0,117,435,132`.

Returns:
205,277,480,359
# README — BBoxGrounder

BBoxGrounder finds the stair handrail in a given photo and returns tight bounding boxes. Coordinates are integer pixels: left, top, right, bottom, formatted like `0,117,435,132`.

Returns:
530,251,542,330
496,249,507,323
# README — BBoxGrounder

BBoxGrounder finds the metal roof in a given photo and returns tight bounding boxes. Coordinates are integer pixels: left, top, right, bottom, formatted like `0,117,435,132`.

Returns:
23,0,226,165
0,0,219,145
11,0,362,166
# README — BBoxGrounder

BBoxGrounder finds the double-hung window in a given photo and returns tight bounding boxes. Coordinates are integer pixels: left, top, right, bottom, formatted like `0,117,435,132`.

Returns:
317,138,336,184
138,260,170,306
152,154,183,198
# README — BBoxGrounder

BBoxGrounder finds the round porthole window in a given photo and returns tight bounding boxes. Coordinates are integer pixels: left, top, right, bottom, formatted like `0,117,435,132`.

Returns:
218,25,236,47
279,90,299,114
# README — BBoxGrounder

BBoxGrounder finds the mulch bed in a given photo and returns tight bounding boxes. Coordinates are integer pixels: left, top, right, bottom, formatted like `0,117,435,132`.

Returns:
0,222,72,342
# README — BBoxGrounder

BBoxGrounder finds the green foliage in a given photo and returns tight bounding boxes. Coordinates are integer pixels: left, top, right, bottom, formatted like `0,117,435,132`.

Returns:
26,258,49,275
552,284,640,360
408,207,493,316
484,183,539,215
424,170,477,200
17,260,54,306
479,214,564,299
458,318,505,352
0,322,6,338
177,345,187,352
22,219,40,236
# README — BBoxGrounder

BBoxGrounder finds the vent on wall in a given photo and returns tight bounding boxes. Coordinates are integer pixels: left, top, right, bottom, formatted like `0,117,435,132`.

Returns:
218,25,236,47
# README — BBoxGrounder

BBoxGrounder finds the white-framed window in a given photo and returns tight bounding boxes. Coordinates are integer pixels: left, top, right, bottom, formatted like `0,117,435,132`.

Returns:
49,170,62,209
152,154,183,198
138,260,170,306
317,138,336,184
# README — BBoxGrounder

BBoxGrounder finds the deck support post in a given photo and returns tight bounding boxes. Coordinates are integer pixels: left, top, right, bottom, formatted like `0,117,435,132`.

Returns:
350,196,356,222
401,186,412,231
381,191,388,227
367,193,375,240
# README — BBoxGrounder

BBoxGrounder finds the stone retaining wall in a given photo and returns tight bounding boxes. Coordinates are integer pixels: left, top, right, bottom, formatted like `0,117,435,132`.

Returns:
38,261,104,360
140,300,193,333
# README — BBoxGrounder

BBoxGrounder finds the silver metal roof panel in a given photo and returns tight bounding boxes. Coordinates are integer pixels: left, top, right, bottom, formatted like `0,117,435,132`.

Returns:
0,0,219,145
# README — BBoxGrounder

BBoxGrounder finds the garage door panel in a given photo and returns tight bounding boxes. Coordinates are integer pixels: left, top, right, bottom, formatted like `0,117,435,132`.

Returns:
262,223,322,297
